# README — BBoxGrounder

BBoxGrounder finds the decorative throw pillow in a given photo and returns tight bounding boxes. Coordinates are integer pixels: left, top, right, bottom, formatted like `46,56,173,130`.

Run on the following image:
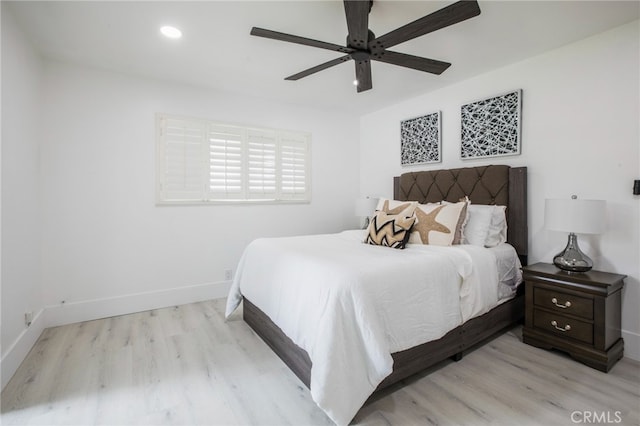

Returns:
364,211,417,249
441,197,471,245
375,198,418,217
408,201,468,246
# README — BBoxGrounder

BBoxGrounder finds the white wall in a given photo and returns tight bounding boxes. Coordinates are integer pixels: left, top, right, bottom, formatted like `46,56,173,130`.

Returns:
37,61,360,325
1,6,46,387
360,21,640,360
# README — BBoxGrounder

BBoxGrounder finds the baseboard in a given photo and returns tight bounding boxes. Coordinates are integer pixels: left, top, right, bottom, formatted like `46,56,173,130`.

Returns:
1,308,46,390
1,280,231,390
622,328,640,361
46,280,232,328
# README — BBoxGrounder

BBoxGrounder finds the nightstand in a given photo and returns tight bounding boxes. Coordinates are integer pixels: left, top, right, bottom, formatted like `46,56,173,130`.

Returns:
522,262,625,372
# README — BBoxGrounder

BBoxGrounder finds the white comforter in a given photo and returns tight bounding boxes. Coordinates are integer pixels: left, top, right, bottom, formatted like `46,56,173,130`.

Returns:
225,230,502,425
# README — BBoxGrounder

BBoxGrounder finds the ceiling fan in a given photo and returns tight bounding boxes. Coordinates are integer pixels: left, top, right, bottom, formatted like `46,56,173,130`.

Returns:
250,0,481,93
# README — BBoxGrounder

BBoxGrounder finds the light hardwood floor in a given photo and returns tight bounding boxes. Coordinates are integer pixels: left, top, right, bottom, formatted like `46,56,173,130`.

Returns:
2,299,638,425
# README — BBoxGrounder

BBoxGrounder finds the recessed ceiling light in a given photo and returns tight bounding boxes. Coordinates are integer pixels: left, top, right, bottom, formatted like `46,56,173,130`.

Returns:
353,79,359,86
160,26,182,39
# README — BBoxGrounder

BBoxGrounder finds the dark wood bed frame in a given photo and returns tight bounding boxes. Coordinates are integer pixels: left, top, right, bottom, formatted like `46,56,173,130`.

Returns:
243,165,528,398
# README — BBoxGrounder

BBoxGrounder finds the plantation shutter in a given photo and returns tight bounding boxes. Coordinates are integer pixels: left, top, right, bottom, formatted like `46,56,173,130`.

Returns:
246,129,278,199
157,113,310,204
158,116,207,202
208,124,244,199
279,132,310,200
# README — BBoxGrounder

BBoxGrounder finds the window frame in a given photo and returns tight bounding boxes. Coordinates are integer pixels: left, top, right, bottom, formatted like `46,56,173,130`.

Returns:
156,113,311,205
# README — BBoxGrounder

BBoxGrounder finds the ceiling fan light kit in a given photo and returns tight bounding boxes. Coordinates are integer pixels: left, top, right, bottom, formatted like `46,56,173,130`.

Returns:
250,0,481,93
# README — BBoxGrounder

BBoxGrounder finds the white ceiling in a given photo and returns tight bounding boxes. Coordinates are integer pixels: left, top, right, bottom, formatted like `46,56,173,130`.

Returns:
7,1,639,114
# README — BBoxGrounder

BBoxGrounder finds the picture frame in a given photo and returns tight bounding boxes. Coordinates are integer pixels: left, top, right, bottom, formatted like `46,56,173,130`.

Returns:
460,89,522,159
400,111,441,166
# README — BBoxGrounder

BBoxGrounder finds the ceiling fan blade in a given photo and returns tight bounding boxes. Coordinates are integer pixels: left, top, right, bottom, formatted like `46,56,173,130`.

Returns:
343,0,370,49
354,59,372,93
285,55,352,81
372,50,451,75
372,0,480,50
251,27,355,54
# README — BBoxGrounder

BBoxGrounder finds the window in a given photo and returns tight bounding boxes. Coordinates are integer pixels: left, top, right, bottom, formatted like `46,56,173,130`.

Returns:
156,114,311,204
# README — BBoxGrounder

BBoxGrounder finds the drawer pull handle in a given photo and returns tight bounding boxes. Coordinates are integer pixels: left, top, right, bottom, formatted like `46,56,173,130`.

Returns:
551,297,571,308
551,320,571,332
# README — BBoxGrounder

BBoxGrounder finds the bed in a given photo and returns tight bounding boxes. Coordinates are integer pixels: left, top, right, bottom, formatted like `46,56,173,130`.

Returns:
226,164,527,425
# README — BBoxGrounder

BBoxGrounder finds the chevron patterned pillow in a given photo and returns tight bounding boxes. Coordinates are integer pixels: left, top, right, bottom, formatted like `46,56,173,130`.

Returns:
364,211,417,249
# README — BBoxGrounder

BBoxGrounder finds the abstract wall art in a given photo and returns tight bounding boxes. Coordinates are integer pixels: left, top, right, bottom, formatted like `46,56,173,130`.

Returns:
460,89,522,159
400,111,441,166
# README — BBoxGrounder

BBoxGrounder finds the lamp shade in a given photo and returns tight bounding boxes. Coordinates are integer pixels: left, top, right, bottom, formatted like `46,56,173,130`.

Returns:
544,198,606,234
355,197,378,217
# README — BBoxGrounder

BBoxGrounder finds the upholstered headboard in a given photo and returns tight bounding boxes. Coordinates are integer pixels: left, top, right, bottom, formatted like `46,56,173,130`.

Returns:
394,165,528,264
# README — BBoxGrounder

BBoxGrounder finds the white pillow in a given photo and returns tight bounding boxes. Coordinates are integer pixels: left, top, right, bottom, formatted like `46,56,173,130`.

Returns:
485,205,507,247
462,205,493,246
462,204,508,247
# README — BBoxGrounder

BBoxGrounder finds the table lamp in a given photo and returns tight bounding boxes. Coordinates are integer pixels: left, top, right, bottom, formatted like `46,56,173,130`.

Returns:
355,197,378,229
544,196,606,273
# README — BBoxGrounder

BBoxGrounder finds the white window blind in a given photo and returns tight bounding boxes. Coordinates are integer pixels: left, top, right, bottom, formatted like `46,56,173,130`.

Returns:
157,114,311,204
208,124,244,199
280,132,309,199
246,129,277,199
159,117,207,201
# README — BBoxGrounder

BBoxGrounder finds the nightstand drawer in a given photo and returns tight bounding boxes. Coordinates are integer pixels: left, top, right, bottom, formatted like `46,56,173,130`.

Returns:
533,309,593,344
534,287,593,320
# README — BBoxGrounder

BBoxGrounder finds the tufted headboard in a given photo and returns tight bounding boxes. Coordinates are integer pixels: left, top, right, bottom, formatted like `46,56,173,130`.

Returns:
394,165,528,264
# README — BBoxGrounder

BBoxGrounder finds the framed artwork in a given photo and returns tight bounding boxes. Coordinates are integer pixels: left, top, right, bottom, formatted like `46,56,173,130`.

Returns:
400,111,441,166
460,89,522,159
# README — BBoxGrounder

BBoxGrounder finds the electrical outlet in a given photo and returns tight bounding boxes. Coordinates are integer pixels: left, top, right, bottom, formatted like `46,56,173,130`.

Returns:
24,311,33,327
224,269,233,281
